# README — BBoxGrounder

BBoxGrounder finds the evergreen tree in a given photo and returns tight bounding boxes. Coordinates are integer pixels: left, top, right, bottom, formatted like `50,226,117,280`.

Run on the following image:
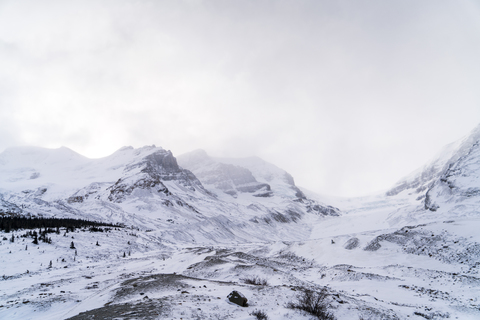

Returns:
70,241,75,249
39,230,45,243
32,234,38,245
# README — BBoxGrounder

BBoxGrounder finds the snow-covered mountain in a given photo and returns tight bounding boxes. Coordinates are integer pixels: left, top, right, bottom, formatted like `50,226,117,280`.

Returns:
2,125,480,320
0,144,338,244
177,149,339,215
382,124,480,226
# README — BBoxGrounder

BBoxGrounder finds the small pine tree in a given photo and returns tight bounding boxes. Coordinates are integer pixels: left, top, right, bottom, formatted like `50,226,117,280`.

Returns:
70,241,75,249
48,260,52,268
10,234,14,243
75,249,77,256
96,241,99,246
25,245,28,250
123,252,126,258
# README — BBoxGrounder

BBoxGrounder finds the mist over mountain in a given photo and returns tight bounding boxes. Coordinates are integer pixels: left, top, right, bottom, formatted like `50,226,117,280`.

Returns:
1,124,480,319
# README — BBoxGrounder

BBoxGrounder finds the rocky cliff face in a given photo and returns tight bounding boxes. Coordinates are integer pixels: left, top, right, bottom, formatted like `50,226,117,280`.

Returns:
106,148,208,203
177,149,271,197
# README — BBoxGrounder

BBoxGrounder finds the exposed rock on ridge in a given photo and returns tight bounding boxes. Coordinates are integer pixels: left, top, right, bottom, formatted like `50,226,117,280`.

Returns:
177,149,339,218
177,149,271,197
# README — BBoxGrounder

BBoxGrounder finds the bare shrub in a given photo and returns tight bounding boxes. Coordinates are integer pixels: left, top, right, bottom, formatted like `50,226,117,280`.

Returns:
250,309,269,320
286,289,335,320
242,276,268,286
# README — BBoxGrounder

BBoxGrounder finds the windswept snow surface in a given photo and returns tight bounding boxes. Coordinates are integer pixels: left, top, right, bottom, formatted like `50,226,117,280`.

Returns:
2,126,480,319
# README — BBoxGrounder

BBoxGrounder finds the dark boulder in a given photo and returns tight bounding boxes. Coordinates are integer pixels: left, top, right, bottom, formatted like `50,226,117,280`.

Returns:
227,290,248,307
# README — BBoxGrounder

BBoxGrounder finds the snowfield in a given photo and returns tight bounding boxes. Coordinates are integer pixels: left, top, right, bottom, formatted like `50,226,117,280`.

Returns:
2,216,480,320
2,125,480,319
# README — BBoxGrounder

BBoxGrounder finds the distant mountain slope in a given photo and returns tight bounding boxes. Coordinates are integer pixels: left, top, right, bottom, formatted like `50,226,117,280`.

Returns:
384,124,480,221
0,145,339,244
176,149,271,198
177,149,339,215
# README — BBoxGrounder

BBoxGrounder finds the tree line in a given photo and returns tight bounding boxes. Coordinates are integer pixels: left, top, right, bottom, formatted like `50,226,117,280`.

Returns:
0,216,121,233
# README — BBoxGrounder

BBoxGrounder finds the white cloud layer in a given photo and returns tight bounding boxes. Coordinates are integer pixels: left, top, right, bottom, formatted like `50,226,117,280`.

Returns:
1,0,480,196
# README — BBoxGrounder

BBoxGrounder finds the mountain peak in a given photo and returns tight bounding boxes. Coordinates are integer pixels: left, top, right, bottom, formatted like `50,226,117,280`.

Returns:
116,146,134,152
0,145,87,167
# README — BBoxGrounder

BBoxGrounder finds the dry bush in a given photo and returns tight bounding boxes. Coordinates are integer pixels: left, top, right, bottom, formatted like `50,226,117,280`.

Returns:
287,289,335,320
250,309,269,320
242,276,268,286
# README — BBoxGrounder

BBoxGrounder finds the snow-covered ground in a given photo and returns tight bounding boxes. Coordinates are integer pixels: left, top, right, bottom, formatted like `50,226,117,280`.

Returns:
1,211,480,320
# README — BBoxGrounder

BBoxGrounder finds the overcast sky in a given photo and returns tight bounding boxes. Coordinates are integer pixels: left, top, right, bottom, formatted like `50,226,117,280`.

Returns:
1,0,479,197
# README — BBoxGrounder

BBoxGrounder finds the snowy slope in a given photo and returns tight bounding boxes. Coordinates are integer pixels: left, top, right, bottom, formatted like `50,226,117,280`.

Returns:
386,124,480,201
380,124,480,227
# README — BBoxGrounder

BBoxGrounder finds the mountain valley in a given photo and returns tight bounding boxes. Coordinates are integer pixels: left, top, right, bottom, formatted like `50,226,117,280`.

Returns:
2,125,480,319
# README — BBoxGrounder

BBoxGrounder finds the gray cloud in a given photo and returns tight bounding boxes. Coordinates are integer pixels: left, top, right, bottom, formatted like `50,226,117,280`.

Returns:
0,0,479,196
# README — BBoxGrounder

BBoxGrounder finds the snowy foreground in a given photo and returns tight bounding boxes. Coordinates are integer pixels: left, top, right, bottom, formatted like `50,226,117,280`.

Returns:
1,196,480,320
2,125,480,319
